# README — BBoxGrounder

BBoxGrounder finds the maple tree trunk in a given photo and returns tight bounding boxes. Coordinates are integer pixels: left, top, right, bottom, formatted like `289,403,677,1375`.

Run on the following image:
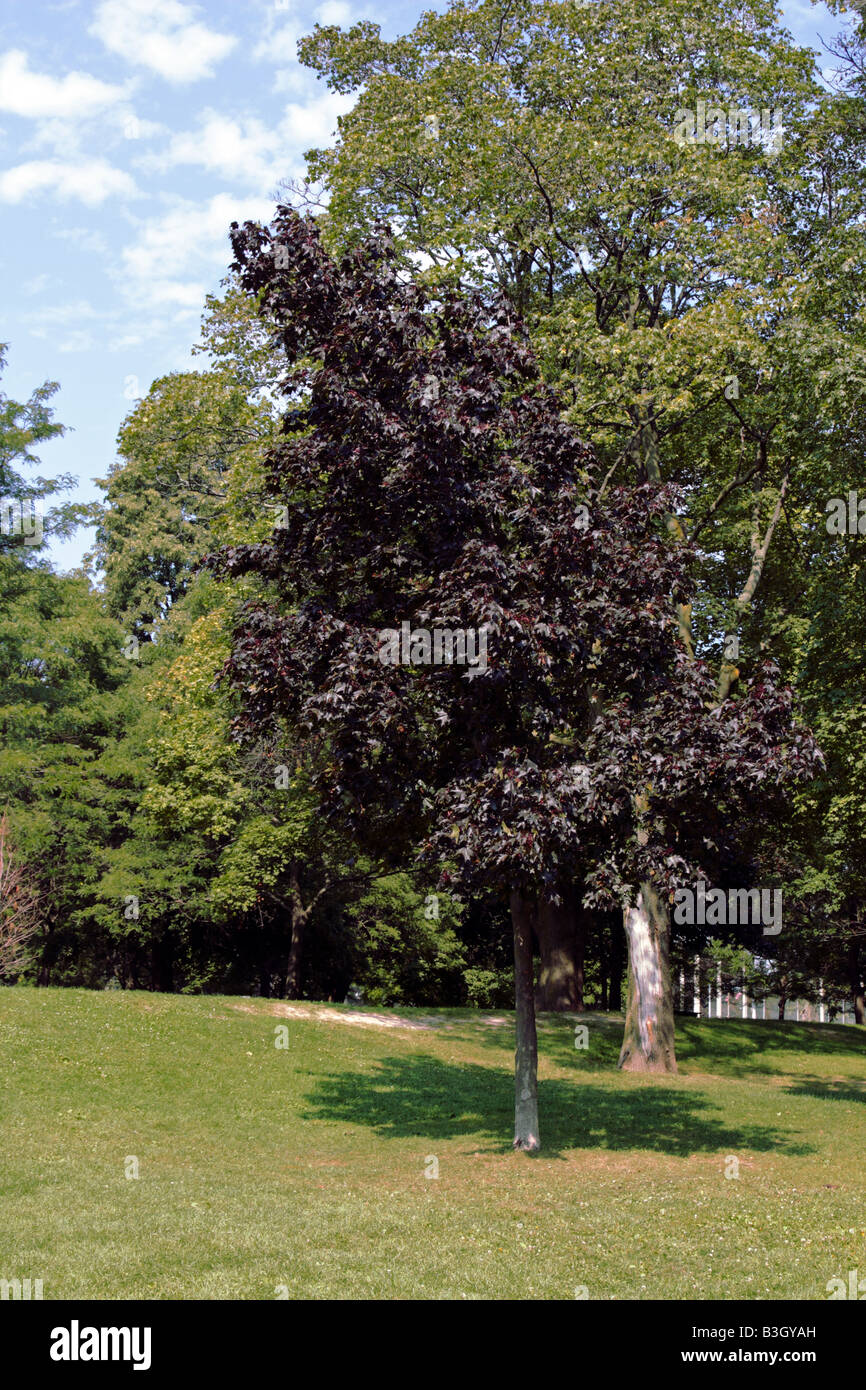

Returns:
284,891,309,999
618,882,677,1073
535,889,585,1011
511,890,540,1151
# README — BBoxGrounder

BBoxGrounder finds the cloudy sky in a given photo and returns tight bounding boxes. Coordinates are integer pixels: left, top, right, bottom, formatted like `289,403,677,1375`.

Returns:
0,0,846,570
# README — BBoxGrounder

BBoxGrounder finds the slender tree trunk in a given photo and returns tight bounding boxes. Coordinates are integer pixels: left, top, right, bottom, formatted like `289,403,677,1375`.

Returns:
510,890,540,1152
284,864,309,1000
778,993,787,1021
285,907,307,1000
618,882,677,1073
535,889,585,1011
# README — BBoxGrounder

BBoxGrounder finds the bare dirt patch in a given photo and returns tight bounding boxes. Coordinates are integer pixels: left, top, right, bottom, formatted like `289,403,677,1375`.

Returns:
227,1000,439,1031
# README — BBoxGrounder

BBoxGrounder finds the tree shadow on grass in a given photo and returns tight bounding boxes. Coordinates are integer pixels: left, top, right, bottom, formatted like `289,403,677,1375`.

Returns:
421,1013,866,1082
784,1075,866,1105
439,1013,625,1073
303,1053,814,1159
674,1017,866,1078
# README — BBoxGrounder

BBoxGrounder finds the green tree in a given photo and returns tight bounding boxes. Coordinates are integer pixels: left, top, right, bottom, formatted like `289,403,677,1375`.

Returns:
92,370,276,639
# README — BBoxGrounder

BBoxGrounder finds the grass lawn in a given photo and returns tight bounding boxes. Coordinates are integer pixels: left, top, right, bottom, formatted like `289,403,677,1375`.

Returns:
1,985,865,1300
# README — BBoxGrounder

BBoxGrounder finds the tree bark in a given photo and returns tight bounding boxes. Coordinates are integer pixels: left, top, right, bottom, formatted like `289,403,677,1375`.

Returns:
778,993,787,1021
535,888,585,1011
285,908,307,999
510,890,540,1151
284,864,309,1000
618,882,677,1073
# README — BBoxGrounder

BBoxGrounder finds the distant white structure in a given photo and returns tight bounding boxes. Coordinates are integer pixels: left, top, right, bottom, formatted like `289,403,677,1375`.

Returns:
677,956,855,1025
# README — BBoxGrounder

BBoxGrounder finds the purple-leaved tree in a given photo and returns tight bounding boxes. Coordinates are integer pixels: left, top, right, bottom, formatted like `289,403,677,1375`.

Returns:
208,209,820,1147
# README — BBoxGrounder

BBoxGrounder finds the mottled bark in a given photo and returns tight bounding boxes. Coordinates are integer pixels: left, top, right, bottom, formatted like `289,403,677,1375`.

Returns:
511,890,540,1151
618,882,677,1073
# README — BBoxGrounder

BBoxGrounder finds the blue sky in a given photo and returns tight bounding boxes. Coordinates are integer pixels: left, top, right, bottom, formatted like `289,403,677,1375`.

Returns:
0,0,850,572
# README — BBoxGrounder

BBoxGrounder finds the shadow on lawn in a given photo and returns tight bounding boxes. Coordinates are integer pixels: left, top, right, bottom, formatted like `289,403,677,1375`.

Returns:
303,1053,814,1159
784,1075,866,1105
420,1013,866,1081
673,1017,866,1078
426,1011,625,1072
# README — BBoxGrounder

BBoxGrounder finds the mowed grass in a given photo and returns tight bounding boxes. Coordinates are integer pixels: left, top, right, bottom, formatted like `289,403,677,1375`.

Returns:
1,986,865,1300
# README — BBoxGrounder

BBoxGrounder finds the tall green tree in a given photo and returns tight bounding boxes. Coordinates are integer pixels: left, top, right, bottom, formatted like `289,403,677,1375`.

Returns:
92,370,276,640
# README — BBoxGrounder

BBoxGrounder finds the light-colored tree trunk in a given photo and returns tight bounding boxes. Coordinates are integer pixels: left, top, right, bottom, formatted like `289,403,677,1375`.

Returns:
618,882,677,1073
510,890,540,1151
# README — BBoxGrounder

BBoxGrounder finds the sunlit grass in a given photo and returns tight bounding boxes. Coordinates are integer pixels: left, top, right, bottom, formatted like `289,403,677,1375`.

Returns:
1,986,864,1299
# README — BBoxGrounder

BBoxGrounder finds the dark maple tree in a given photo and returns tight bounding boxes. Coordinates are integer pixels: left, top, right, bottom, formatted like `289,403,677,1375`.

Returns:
208,209,820,1148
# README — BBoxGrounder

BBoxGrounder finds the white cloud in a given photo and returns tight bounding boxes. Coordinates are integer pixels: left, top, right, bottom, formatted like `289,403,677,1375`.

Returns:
117,191,273,308
254,2,364,88
253,22,304,65
0,159,138,205
57,330,98,353
90,0,237,83
141,93,351,188
108,331,147,350
0,49,128,120
23,301,101,353
21,273,52,295
314,1,355,24
53,226,110,254
142,110,284,186
280,92,350,151
23,298,100,328
272,67,311,96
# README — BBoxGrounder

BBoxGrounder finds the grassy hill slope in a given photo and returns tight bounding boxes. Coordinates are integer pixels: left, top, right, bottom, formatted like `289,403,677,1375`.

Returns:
1,986,865,1299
